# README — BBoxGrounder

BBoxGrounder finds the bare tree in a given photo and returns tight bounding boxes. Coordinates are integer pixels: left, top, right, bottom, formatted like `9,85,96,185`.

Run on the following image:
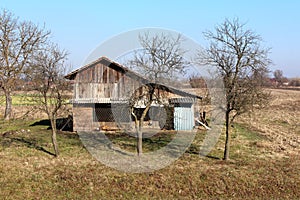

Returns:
30,43,69,157
273,69,288,87
200,18,271,160
189,74,207,88
130,33,189,84
128,33,188,155
0,9,50,120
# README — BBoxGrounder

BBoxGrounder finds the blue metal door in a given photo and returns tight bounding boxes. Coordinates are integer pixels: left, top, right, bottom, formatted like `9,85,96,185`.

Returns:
174,106,194,130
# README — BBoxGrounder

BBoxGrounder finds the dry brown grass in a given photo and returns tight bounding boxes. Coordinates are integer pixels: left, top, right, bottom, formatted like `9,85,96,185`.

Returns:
0,89,300,199
237,89,300,157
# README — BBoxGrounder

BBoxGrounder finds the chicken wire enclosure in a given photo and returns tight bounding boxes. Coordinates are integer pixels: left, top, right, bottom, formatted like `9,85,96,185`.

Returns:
148,106,168,129
94,103,131,123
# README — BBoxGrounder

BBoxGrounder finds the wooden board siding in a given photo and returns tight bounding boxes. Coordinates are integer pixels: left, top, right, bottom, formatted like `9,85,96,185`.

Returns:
73,62,143,100
71,60,144,131
71,60,185,101
73,104,97,131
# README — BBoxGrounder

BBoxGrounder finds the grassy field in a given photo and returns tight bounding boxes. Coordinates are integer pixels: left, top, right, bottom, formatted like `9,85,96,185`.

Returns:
0,92,71,119
0,94,36,106
0,89,299,199
0,93,70,106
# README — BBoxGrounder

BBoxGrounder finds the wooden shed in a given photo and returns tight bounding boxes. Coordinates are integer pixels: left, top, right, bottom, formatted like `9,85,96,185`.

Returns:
64,56,201,132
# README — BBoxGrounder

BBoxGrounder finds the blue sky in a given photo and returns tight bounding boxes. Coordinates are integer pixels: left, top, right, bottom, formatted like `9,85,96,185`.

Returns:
1,0,300,77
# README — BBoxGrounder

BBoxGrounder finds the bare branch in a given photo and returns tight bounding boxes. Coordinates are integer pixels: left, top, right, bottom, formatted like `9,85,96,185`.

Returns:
0,9,50,120
129,32,188,84
199,18,272,160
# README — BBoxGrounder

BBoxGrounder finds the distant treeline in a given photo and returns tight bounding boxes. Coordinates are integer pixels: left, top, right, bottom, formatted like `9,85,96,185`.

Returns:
189,75,300,88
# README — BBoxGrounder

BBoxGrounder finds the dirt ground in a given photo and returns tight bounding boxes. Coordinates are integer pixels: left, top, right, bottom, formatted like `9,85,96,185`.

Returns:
237,89,300,157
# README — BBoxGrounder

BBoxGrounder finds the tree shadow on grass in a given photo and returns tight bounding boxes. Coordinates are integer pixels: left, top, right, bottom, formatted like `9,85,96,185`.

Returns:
104,131,223,159
11,137,56,156
30,117,73,132
30,119,51,127
186,145,221,160
205,155,221,160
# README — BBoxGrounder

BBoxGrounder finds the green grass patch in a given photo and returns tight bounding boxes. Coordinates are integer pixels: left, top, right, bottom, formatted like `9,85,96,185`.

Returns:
0,119,82,155
197,123,269,161
0,119,35,132
0,94,38,106
105,123,269,162
105,131,177,153
234,123,267,141
0,94,70,106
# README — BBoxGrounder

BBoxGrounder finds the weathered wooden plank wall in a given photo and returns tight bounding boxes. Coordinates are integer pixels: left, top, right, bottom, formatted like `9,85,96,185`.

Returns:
73,62,144,100
73,104,97,131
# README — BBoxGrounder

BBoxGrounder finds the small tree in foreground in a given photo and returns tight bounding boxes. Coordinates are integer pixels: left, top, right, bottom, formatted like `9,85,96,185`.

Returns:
200,18,271,160
30,43,69,157
0,9,50,120
128,33,188,156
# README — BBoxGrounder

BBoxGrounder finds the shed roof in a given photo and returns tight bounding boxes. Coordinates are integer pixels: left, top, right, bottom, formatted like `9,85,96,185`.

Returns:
64,56,148,82
169,97,197,104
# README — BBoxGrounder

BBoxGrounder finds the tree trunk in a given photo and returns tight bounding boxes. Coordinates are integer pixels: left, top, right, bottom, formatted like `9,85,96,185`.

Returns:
4,90,12,120
223,110,230,160
50,117,59,157
135,100,152,156
136,121,143,156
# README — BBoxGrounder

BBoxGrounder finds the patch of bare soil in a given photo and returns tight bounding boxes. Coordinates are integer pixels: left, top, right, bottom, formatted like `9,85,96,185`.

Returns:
237,89,300,157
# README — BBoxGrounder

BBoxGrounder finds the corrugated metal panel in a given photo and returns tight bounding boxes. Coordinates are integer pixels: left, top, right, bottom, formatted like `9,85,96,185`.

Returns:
70,98,128,104
174,106,194,130
169,97,196,104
